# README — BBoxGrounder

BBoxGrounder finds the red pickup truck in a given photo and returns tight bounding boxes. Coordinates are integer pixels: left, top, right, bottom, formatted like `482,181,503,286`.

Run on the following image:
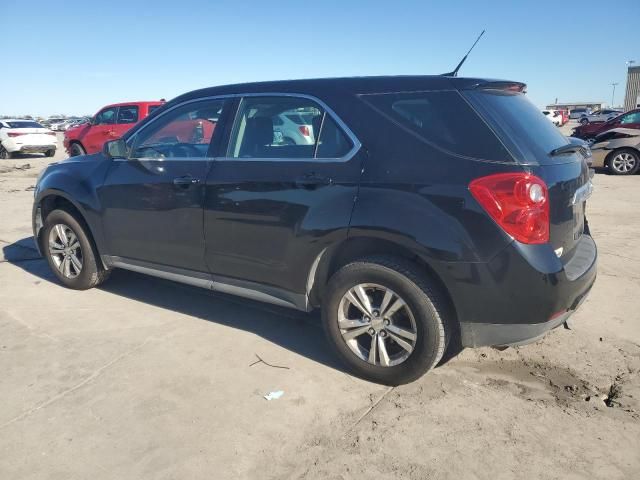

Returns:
64,101,164,156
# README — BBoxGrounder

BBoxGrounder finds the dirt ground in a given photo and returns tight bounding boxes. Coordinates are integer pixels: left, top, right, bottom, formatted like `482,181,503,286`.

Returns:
0,130,639,479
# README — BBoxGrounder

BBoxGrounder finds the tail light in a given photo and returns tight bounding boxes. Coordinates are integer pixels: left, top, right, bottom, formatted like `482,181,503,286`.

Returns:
469,173,549,244
8,132,27,137
298,125,310,137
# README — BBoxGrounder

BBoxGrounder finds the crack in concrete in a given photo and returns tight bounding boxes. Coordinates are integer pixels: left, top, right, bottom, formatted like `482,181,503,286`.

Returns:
344,386,394,435
0,335,158,430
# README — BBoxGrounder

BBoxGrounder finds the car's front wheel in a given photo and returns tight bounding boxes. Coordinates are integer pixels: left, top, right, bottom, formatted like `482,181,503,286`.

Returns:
322,256,450,385
70,142,86,157
580,118,589,125
609,148,639,175
42,209,110,289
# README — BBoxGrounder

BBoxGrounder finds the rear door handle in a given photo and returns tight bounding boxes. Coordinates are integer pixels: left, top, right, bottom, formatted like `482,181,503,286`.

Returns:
173,175,201,187
295,173,332,188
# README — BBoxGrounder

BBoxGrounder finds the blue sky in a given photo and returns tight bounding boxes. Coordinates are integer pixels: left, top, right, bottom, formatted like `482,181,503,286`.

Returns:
3,0,638,116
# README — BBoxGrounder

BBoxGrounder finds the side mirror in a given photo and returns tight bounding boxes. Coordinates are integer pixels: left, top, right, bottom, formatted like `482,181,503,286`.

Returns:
103,139,127,159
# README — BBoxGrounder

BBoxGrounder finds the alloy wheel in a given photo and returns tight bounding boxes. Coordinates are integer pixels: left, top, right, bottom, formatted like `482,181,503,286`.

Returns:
48,223,83,278
612,152,637,174
337,284,418,367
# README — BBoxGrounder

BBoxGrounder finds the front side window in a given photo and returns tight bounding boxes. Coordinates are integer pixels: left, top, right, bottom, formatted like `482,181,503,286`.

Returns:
117,106,139,124
227,96,353,159
129,99,224,159
94,107,117,125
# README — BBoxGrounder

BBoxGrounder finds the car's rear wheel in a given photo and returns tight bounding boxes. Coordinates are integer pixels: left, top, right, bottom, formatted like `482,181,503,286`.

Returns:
70,142,86,157
0,144,9,159
45,149,55,158
322,255,450,385
580,118,589,125
42,209,110,289
609,148,639,175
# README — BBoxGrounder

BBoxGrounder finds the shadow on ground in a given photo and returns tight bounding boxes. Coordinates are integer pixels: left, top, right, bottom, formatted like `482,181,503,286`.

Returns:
3,236,462,375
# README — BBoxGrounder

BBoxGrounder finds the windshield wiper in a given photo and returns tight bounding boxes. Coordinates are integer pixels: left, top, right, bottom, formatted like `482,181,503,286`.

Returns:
549,144,582,157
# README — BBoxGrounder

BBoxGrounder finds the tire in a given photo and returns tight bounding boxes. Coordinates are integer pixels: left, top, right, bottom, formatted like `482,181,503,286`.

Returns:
0,144,9,159
45,149,55,158
322,255,450,385
608,148,640,176
42,209,110,289
580,118,589,125
70,142,86,157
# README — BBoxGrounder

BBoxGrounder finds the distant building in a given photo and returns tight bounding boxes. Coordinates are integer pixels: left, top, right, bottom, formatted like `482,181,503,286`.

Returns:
545,102,606,112
623,66,640,112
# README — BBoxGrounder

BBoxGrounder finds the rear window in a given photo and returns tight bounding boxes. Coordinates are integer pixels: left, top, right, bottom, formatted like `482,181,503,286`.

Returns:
361,90,512,161
7,121,43,128
464,90,569,164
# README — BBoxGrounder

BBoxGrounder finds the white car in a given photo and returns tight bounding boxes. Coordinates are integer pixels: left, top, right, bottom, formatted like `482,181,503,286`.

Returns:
578,109,622,125
542,110,562,126
0,119,57,158
273,111,317,145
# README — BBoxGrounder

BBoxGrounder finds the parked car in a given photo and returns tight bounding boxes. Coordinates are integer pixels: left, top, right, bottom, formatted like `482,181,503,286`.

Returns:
542,110,562,126
64,101,164,156
558,110,569,126
273,110,317,145
572,108,640,143
578,109,622,125
0,119,57,158
569,108,592,120
33,76,596,385
590,128,640,175
49,119,69,131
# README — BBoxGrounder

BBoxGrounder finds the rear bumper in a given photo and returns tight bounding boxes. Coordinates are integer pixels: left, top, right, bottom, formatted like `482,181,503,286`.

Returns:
17,144,56,153
433,234,597,348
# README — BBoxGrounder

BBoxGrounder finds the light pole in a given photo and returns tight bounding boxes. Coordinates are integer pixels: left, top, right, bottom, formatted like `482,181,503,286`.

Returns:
611,82,619,107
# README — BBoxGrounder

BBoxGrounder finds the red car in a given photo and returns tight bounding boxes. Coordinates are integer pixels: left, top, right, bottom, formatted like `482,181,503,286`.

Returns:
64,101,164,156
572,108,640,143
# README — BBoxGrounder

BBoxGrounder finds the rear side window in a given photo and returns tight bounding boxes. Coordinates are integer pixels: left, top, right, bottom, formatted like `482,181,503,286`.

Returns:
117,106,139,124
464,90,569,164
361,91,512,161
227,96,353,160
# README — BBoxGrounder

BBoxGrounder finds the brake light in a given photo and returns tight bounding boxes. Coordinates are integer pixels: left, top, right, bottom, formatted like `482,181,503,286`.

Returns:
469,173,549,244
8,132,27,137
298,125,310,137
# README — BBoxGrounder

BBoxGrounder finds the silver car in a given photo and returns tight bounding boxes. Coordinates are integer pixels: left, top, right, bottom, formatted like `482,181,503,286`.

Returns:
590,128,640,175
579,109,622,125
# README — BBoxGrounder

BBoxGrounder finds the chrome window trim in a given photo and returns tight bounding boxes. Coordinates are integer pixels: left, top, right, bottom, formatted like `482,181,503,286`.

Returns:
120,92,362,164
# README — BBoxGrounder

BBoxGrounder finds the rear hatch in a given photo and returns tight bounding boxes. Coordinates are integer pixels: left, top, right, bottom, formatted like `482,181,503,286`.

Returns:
6,121,55,146
463,85,592,257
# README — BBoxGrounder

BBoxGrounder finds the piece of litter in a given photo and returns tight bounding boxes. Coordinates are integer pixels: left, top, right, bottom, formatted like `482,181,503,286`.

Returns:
263,390,284,401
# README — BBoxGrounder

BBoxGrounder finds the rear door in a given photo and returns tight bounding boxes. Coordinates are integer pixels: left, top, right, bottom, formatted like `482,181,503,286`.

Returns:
85,106,118,153
98,98,228,272
464,87,592,257
203,94,363,295
113,104,140,138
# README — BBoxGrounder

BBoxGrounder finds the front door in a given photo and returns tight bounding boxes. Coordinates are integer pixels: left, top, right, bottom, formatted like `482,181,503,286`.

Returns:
98,98,228,272
203,95,363,295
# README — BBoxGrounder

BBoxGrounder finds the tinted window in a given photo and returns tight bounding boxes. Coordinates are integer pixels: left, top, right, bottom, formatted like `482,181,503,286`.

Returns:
130,99,224,159
464,90,569,164
94,107,117,125
317,115,352,157
117,105,139,124
362,90,511,161
228,97,322,159
6,121,43,128
621,112,640,124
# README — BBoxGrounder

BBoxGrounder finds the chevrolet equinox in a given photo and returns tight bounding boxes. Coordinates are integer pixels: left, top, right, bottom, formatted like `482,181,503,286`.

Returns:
32,76,597,385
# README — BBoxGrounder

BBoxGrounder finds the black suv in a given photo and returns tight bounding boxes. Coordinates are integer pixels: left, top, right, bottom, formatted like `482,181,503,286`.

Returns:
33,76,597,384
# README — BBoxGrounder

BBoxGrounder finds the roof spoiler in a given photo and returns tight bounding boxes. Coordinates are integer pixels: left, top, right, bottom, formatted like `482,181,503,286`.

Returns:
473,81,527,93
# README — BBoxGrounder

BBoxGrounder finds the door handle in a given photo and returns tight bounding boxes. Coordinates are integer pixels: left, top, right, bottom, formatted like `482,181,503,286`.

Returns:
173,175,201,187
295,173,332,188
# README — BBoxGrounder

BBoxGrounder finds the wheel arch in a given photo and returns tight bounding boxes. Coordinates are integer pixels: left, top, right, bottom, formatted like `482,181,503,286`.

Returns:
35,190,106,268
307,235,459,327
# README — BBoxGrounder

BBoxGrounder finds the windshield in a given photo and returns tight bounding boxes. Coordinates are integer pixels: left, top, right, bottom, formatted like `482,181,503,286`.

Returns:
464,90,569,164
7,121,44,129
